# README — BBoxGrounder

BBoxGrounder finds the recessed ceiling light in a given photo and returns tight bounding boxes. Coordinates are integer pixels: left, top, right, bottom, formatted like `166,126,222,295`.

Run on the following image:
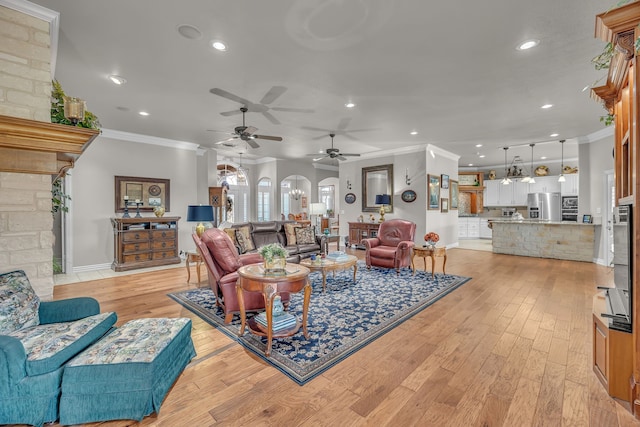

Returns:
540,156,547,160
479,155,485,158
139,111,149,116
541,104,553,109
345,102,356,108
108,75,126,85
468,163,474,166
177,24,202,40
211,41,227,51
475,144,483,148
550,133,559,137
410,131,418,135
517,39,539,50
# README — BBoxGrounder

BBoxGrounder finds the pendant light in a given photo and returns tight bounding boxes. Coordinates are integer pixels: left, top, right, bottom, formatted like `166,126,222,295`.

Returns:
558,140,566,182
528,143,536,184
290,175,304,200
501,147,512,185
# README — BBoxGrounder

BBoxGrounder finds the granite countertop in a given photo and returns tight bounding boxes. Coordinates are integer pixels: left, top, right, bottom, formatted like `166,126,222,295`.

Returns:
489,219,594,225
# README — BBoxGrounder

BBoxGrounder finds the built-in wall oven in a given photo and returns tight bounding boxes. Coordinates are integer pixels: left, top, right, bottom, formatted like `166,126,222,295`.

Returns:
561,196,578,222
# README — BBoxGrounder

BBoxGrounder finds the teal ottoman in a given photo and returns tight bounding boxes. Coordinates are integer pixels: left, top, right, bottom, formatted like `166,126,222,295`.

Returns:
59,318,195,425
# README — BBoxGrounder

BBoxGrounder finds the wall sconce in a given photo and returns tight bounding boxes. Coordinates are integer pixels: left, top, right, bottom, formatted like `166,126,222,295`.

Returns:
63,96,86,125
346,179,352,190
405,168,411,186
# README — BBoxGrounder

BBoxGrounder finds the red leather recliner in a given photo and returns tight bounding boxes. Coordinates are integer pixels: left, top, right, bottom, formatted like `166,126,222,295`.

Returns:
363,219,416,273
193,228,289,323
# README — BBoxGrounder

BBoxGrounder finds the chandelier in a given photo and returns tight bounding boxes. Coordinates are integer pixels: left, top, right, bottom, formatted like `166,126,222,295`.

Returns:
290,175,304,200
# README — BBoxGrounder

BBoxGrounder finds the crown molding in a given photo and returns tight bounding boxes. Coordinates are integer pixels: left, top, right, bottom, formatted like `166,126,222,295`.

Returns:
100,128,200,151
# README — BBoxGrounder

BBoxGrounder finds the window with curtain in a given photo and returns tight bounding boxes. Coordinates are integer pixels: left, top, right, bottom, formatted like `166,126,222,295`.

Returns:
257,178,271,221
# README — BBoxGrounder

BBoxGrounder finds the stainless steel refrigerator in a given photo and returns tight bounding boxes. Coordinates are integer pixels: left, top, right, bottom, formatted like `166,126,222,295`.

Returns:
527,192,561,221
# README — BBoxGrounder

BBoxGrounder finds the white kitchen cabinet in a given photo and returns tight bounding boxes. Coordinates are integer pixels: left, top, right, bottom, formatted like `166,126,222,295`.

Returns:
529,175,561,193
484,179,529,206
484,180,500,206
458,218,468,238
479,219,492,239
560,173,579,195
467,218,480,238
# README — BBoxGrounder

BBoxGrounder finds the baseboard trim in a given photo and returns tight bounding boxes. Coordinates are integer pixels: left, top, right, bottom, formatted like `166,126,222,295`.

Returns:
72,263,111,273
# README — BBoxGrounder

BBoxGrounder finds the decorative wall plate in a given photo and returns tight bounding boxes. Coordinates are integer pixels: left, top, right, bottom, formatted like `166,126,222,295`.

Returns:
401,189,417,203
345,193,356,204
148,184,162,196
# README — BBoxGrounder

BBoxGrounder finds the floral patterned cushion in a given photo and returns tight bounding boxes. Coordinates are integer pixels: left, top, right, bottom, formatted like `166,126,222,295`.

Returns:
67,318,191,366
295,226,316,245
0,270,40,335
284,223,301,245
235,226,254,253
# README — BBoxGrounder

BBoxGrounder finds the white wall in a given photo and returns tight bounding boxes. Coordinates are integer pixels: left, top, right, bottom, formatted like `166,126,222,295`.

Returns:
425,145,460,247
69,135,199,269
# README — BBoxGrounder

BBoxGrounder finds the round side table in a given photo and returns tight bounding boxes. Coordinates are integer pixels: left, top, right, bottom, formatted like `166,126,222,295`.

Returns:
411,246,447,278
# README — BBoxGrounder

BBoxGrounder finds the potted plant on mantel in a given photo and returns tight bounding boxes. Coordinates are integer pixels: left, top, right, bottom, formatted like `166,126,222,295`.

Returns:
258,243,288,273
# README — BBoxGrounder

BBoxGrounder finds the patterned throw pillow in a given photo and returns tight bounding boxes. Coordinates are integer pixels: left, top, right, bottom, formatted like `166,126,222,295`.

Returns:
235,226,254,253
223,228,237,244
0,270,40,334
295,226,316,245
284,223,300,245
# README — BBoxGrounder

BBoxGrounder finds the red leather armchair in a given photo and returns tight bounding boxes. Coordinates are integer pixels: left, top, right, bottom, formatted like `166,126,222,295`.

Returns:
193,228,289,323
363,219,416,273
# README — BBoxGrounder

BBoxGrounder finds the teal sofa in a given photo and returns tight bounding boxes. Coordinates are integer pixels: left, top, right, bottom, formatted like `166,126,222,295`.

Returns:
0,270,117,427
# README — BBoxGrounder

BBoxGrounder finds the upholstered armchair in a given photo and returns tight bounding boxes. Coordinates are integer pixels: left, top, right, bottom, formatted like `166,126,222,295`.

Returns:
0,270,117,427
194,228,289,323
363,219,416,273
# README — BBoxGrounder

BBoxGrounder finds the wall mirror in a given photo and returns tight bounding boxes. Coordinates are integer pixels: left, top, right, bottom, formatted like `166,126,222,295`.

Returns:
362,164,393,212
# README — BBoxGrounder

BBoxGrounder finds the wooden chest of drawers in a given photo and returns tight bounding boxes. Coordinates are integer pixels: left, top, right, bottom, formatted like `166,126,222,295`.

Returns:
111,217,181,271
348,222,380,249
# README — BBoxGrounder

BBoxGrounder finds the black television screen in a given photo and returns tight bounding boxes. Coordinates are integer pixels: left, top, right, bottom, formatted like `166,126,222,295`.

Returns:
610,204,632,332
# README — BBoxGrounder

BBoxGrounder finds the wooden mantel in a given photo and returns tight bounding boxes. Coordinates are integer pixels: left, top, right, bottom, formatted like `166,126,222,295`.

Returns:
0,114,99,177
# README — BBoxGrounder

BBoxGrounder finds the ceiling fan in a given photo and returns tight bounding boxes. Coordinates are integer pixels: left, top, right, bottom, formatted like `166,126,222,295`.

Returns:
307,133,360,161
209,86,313,125
213,107,283,149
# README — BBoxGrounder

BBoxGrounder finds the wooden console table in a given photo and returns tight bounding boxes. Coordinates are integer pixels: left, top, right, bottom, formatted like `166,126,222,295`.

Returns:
348,222,380,249
111,217,181,271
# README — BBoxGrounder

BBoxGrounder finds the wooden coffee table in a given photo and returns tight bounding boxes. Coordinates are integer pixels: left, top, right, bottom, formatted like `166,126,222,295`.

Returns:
236,263,311,357
300,255,358,292
412,246,447,278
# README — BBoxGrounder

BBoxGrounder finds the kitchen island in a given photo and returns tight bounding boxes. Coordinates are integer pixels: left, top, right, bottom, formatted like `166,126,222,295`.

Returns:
491,220,595,262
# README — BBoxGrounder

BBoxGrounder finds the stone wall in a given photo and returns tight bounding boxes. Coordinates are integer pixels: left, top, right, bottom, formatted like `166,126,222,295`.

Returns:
492,222,595,262
0,5,54,298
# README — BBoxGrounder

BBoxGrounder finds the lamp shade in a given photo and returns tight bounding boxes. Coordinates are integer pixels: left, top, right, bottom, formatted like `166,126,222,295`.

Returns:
186,205,213,222
309,202,326,215
375,194,391,205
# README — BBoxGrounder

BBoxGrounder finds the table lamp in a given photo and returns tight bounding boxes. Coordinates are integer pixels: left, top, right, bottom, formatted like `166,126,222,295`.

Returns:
375,194,391,222
309,202,326,234
187,205,214,237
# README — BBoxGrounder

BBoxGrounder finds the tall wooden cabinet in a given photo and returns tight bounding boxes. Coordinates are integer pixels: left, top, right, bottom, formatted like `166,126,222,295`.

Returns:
111,217,181,271
592,2,640,416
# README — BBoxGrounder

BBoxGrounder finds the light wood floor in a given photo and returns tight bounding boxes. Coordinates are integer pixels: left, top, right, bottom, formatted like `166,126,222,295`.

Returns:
45,248,640,426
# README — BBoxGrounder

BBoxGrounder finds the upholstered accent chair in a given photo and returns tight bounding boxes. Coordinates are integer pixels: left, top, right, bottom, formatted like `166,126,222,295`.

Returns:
194,228,289,323
0,270,117,427
363,219,416,273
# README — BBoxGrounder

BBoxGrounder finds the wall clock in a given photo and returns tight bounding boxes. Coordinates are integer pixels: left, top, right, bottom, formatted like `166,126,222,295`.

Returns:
345,193,356,204
401,189,417,203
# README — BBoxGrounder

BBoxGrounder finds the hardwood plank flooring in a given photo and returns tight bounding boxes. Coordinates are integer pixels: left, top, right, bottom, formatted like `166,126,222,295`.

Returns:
29,247,640,426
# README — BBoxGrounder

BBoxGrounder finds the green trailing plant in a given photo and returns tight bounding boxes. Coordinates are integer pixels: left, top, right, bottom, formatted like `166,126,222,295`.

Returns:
50,80,101,130
51,176,70,215
600,113,615,126
258,243,288,263
592,42,614,70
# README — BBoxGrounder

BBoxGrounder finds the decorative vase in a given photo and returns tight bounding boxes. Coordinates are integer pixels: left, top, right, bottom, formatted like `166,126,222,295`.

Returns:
264,256,286,273
154,206,165,217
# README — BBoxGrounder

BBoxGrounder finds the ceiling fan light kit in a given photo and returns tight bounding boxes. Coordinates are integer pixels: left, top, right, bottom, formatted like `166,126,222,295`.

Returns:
214,107,282,149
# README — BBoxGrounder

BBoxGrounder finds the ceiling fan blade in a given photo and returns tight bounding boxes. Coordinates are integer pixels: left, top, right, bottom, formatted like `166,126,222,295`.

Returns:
340,153,360,157
214,137,238,145
272,107,315,113
207,129,234,134
246,139,260,149
220,109,243,117
259,86,287,105
243,126,258,135
262,111,280,125
209,88,252,106
313,156,328,161
337,155,348,161
301,125,329,132
254,134,282,141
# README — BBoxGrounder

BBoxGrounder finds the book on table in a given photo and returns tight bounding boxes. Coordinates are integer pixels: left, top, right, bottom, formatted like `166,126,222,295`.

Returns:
326,251,348,262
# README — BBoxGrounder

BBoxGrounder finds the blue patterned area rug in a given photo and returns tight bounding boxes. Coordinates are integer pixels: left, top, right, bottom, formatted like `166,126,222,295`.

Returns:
168,261,471,385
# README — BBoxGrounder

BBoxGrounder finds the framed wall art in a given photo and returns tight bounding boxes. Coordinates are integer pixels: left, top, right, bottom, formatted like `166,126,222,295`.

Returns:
441,174,450,190
441,198,449,213
401,189,417,203
115,176,170,212
450,180,458,209
427,174,440,210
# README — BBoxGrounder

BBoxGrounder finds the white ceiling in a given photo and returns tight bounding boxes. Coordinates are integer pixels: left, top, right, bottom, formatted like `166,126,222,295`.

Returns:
32,0,612,170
